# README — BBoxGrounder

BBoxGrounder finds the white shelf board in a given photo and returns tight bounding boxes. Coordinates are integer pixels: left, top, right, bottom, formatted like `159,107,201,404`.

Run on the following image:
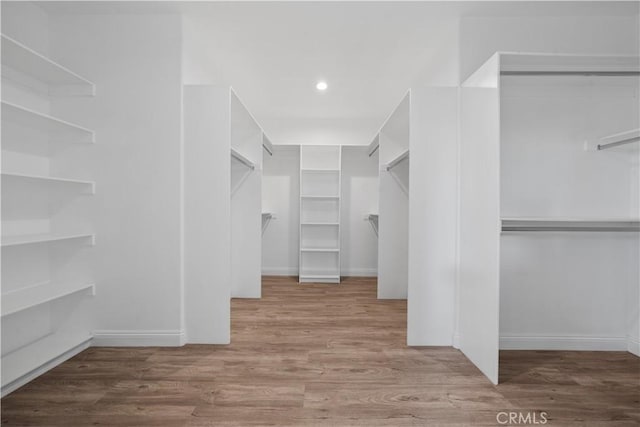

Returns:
230,147,256,170
501,217,640,232
300,248,340,252
1,101,95,143
299,274,340,284
1,233,95,247
301,169,340,173
1,34,95,96
301,222,340,226
2,281,95,317
300,195,340,199
2,172,95,193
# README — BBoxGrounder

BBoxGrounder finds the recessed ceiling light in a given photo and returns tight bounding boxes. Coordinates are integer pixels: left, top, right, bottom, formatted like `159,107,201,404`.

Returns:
316,81,328,91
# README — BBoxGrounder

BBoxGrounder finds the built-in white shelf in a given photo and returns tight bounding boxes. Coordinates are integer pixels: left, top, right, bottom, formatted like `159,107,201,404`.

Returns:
301,222,339,226
300,248,340,252
385,150,410,171
1,101,95,144
2,281,95,317
299,274,340,284
501,218,640,232
230,147,256,170
301,169,340,173
1,34,95,96
2,172,95,193
1,233,95,248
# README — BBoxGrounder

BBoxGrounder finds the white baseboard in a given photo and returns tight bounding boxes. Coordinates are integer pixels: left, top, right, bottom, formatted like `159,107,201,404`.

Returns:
628,335,640,356
340,268,377,277
92,330,186,347
261,267,298,276
500,334,628,351
1,337,92,398
452,333,461,349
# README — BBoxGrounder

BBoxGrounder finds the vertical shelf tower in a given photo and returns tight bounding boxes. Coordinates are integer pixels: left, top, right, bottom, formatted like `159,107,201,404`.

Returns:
299,145,342,283
1,34,96,395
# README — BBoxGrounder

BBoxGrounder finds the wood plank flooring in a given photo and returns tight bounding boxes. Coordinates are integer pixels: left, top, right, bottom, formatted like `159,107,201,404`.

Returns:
2,276,639,426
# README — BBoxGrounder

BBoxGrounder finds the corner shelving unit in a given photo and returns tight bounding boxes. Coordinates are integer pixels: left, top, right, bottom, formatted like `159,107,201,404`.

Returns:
1,32,96,396
299,146,342,284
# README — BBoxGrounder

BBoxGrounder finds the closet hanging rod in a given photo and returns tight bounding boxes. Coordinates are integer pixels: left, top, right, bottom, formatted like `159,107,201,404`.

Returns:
501,71,640,77
598,136,640,151
503,226,639,232
230,148,255,170
385,150,409,171
368,143,379,157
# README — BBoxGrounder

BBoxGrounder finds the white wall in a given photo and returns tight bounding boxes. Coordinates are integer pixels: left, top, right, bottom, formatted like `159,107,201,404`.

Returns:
230,92,263,298
183,86,231,344
50,12,185,345
262,146,300,275
340,146,378,276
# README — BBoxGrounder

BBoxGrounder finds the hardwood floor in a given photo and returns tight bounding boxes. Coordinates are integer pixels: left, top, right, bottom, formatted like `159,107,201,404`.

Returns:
2,276,639,426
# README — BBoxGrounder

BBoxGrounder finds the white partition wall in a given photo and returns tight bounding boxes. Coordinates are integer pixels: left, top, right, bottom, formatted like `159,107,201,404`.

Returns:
459,52,640,385
1,32,96,395
299,145,342,283
378,94,409,299
231,91,263,298
183,85,231,344
459,56,502,384
406,87,458,346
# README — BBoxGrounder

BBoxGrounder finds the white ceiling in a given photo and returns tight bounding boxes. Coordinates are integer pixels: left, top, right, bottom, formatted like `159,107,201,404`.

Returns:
41,1,640,145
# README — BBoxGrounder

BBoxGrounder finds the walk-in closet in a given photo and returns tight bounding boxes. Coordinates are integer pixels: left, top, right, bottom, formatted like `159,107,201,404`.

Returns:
1,1,639,425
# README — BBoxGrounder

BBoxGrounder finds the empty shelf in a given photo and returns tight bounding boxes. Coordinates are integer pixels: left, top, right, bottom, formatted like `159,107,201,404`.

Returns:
301,222,339,226
1,101,95,144
301,169,340,173
2,281,95,317
2,172,95,193
2,233,95,247
300,248,340,252
299,274,340,284
501,218,640,232
1,34,95,96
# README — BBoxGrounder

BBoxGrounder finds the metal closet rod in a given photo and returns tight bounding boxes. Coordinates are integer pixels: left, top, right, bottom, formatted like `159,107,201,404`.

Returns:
386,150,409,171
501,71,640,76
598,136,640,151
230,149,255,170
